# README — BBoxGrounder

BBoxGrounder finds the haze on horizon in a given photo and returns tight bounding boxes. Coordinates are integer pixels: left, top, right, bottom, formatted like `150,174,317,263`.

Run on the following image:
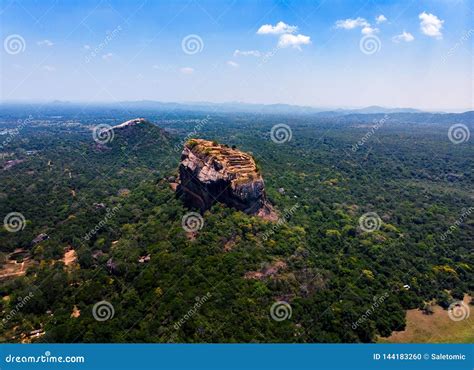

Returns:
1,0,473,111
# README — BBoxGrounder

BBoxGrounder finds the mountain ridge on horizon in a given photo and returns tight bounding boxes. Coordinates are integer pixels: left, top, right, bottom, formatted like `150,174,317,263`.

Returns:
1,99,473,115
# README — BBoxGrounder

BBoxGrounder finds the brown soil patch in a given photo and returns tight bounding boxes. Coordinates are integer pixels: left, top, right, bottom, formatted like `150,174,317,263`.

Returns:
71,305,81,318
223,238,236,252
169,182,179,191
0,252,33,280
63,248,77,266
245,260,287,280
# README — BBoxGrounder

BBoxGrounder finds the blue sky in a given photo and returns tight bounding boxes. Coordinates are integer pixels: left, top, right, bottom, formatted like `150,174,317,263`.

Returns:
1,0,473,111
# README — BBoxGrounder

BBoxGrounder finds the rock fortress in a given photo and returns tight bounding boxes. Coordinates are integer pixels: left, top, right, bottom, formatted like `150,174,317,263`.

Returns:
177,139,277,221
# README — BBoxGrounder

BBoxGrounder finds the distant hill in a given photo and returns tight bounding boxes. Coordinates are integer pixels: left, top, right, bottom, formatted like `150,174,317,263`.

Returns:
1,101,472,125
344,105,423,114
91,117,178,170
115,101,425,115
329,111,474,125
0,101,429,115
115,100,329,114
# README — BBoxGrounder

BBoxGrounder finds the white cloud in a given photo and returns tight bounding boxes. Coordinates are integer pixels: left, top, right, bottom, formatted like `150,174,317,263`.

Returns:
233,49,261,57
257,21,297,35
42,65,55,72
335,17,369,30
83,44,91,50
257,21,310,50
392,31,415,43
419,12,444,39
361,26,379,35
180,67,194,74
102,53,113,60
336,17,381,35
37,39,54,47
376,15,387,24
227,61,239,68
278,33,311,49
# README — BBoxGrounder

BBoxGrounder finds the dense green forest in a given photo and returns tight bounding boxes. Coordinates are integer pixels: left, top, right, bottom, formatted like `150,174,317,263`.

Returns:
0,108,472,343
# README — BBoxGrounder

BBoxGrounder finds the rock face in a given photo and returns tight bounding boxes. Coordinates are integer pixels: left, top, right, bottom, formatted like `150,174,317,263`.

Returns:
178,139,276,219
112,117,148,130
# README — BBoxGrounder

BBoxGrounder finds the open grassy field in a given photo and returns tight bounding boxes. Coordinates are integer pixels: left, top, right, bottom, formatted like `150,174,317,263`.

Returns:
379,295,474,343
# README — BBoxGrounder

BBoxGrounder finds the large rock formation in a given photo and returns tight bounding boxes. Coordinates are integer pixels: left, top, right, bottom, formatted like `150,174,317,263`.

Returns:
177,139,276,219
112,117,148,130
107,118,159,138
